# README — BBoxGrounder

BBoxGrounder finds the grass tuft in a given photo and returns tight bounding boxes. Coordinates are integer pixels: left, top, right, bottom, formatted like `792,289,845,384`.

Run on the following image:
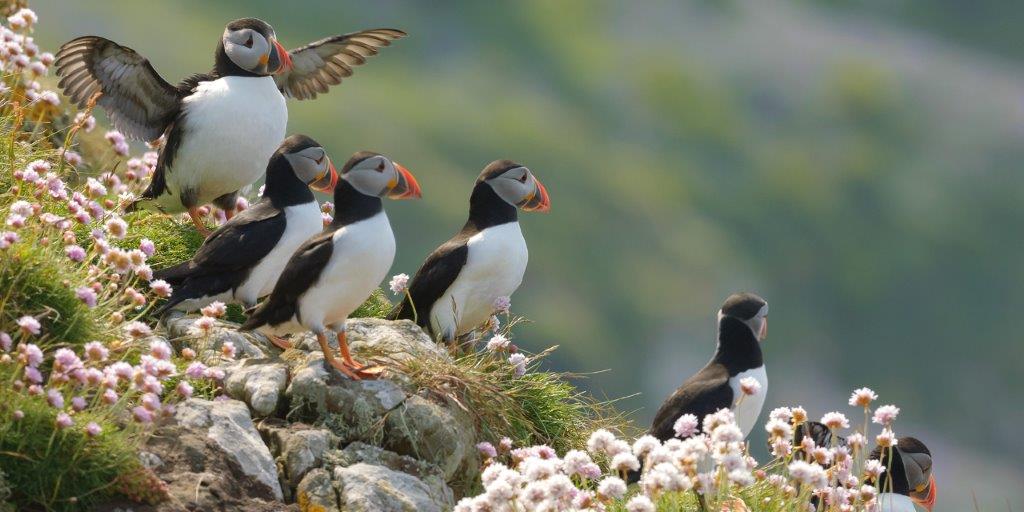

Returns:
352,288,393,319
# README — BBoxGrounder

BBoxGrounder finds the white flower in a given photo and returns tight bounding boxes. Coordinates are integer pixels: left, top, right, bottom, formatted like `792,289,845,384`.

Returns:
765,418,793,440
201,301,226,318
673,413,700,438
849,387,878,408
711,423,744,444
872,405,900,426
863,459,886,480
631,434,660,457
876,428,897,448
149,279,172,297
821,411,850,430
104,216,128,239
485,334,510,352
597,476,627,500
508,353,527,377
739,376,761,396
788,460,828,489
388,273,409,294
609,451,640,472
586,429,616,455
625,495,655,512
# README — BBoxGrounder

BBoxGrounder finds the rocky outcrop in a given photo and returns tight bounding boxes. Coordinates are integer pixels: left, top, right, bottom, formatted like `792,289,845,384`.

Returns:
111,317,477,511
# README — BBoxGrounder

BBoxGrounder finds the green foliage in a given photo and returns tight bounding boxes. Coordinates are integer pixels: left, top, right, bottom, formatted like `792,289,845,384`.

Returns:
395,344,633,455
120,212,205,271
0,241,100,348
0,389,142,511
352,288,393,319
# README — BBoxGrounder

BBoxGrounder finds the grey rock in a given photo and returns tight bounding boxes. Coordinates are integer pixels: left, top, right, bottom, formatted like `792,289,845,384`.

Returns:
167,316,274,361
283,429,331,488
291,318,445,363
138,451,163,470
295,468,338,512
224,359,288,417
382,395,478,491
175,398,284,500
326,443,453,512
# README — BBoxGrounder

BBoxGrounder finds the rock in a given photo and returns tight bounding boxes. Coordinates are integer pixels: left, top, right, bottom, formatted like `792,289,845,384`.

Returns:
296,468,338,512
292,318,446,363
328,443,453,512
382,395,478,492
285,351,408,443
174,398,284,500
224,359,288,417
167,316,274,361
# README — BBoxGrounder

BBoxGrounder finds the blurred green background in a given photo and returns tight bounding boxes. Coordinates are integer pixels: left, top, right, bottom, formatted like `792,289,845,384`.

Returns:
34,1,1023,508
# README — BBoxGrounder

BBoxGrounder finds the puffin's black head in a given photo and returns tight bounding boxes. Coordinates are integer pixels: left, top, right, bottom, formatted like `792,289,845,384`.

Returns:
337,151,421,200
719,292,768,341
221,18,292,76
870,437,936,511
477,160,551,212
270,134,338,192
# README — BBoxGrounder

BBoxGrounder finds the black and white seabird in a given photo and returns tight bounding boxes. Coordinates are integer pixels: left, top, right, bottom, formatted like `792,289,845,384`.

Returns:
152,135,337,318
648,292,769,441
387,160,551,344
870,437,937,512
240,151,420,379
55,18,405,233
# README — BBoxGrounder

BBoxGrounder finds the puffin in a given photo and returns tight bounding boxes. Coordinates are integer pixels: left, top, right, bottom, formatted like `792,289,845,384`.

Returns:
870,437,937,512
648,292,769,441
387,160,550,345
151,135,337,318
54,18,405,233
240,151,420,378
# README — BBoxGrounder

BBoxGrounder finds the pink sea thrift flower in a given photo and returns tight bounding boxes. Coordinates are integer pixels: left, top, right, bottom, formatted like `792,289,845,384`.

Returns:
492,296,511,314
56,412,74,429
17,315,41,335
86,422,102,437
388,273,409,294
221,341,236,359
872,405,900,426
71,396,87,412
65,244,86,262
139,238,156,256
75,286,97,307
476,441,497,458
123,321,152,339
132,406,154,424
149,279,172,297
46,388,64,409
673,413,700,438
508,353,527,376
201,301,226,318
176,380,193,399
485,334,510,352
821,412,850,430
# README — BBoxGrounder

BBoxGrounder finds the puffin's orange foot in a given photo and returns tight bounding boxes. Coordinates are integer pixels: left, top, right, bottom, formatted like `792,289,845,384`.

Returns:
267,335,292,350
325,356,362,380
353,365,385,379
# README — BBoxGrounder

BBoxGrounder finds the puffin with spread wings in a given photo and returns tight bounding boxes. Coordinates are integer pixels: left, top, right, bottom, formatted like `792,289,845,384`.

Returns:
54,18,405,234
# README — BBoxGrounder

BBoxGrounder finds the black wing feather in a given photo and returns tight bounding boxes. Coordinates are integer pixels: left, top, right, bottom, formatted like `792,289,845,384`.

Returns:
55,36,180,141
648,364,734,441
387,236,469,333
241,230,336,330
275,29,406,100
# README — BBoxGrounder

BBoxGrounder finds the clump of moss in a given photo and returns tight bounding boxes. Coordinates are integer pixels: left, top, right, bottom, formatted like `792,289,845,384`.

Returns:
0,390,144,511
0,241,100,347
394,344,632,455
352,288,393,319
120,212,205,270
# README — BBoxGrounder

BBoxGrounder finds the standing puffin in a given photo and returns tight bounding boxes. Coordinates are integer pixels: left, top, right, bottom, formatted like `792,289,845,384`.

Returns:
55,18,405,233
387,160,550,344
240,151,420,378
870,437,937,512
151,135,337,317
648,292,769,441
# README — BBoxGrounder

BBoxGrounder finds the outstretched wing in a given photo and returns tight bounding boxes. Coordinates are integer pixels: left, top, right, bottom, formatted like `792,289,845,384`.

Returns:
648,364,734,441
387,235,469,332
55,36,180,141
275,29,406,100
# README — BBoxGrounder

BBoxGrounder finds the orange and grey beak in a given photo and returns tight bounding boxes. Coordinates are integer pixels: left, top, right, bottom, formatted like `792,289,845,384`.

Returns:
911,474,936,512
759,318,768,340
386,162,421,199
271,39,292,74
520,177,551,212
310,160,339,192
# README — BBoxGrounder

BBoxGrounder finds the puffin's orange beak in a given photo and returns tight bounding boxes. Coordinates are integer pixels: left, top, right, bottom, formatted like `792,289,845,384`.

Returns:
310,160,339,192
520,177,550,212
273,39,292,74
386,162,421,199
911,474,937,511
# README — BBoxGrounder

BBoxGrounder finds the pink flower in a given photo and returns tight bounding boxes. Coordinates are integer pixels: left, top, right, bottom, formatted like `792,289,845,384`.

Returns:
204,367,225,381
71,396,87,411
485,334,510,352
101,389,118,405
20,343,43,366
139,238,156,256
85,422,102,437
849,387,878,408
739,376,761,396
872,405,900,426
104,217,128,239
149,339,172,361
185,361,207,379
235,197,249,211
123,321,152,339
493,296,511,314
876,428,897,448
508,353,527,377
221,341,236,359
321,213,333,226
189,316,216,336
148,280,172,298
132,406,154,424
476,441,497,458
673,413,700,438
75,286,97,307
141,392,161,411
12,410,24,420
104,130,125,146
84,341,109,362
65,244,87,262
56,412,74,429
74,112,96,132
321,201,334,214
388,273,409,294
0,231,19,249
176,381,193,398
24,366,42,383
200,301,226,318
820,412,850,430
181,347,196,360
17,315,41,335
0,332,11,351
46,388,64,409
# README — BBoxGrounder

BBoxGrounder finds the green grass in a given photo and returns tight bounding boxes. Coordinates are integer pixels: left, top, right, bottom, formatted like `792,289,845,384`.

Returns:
0,241,101,348
352,288,393,319
0,389,144,511
118,211,205,271
394,344,633,455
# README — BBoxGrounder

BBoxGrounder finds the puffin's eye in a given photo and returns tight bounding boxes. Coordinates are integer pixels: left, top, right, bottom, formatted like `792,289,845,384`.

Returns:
243,34,254,48
518,174,528,183
376,160,386,172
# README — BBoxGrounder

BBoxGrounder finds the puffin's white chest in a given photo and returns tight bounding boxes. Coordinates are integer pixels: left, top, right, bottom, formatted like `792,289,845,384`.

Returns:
877,493,919,512
234,201,323,304
729,365,767,438
297,211,396,331
162,76,286,210
431,222,528,338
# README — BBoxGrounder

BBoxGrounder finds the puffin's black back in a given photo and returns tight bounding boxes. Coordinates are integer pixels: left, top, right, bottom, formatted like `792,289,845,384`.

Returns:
870,443,910,495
